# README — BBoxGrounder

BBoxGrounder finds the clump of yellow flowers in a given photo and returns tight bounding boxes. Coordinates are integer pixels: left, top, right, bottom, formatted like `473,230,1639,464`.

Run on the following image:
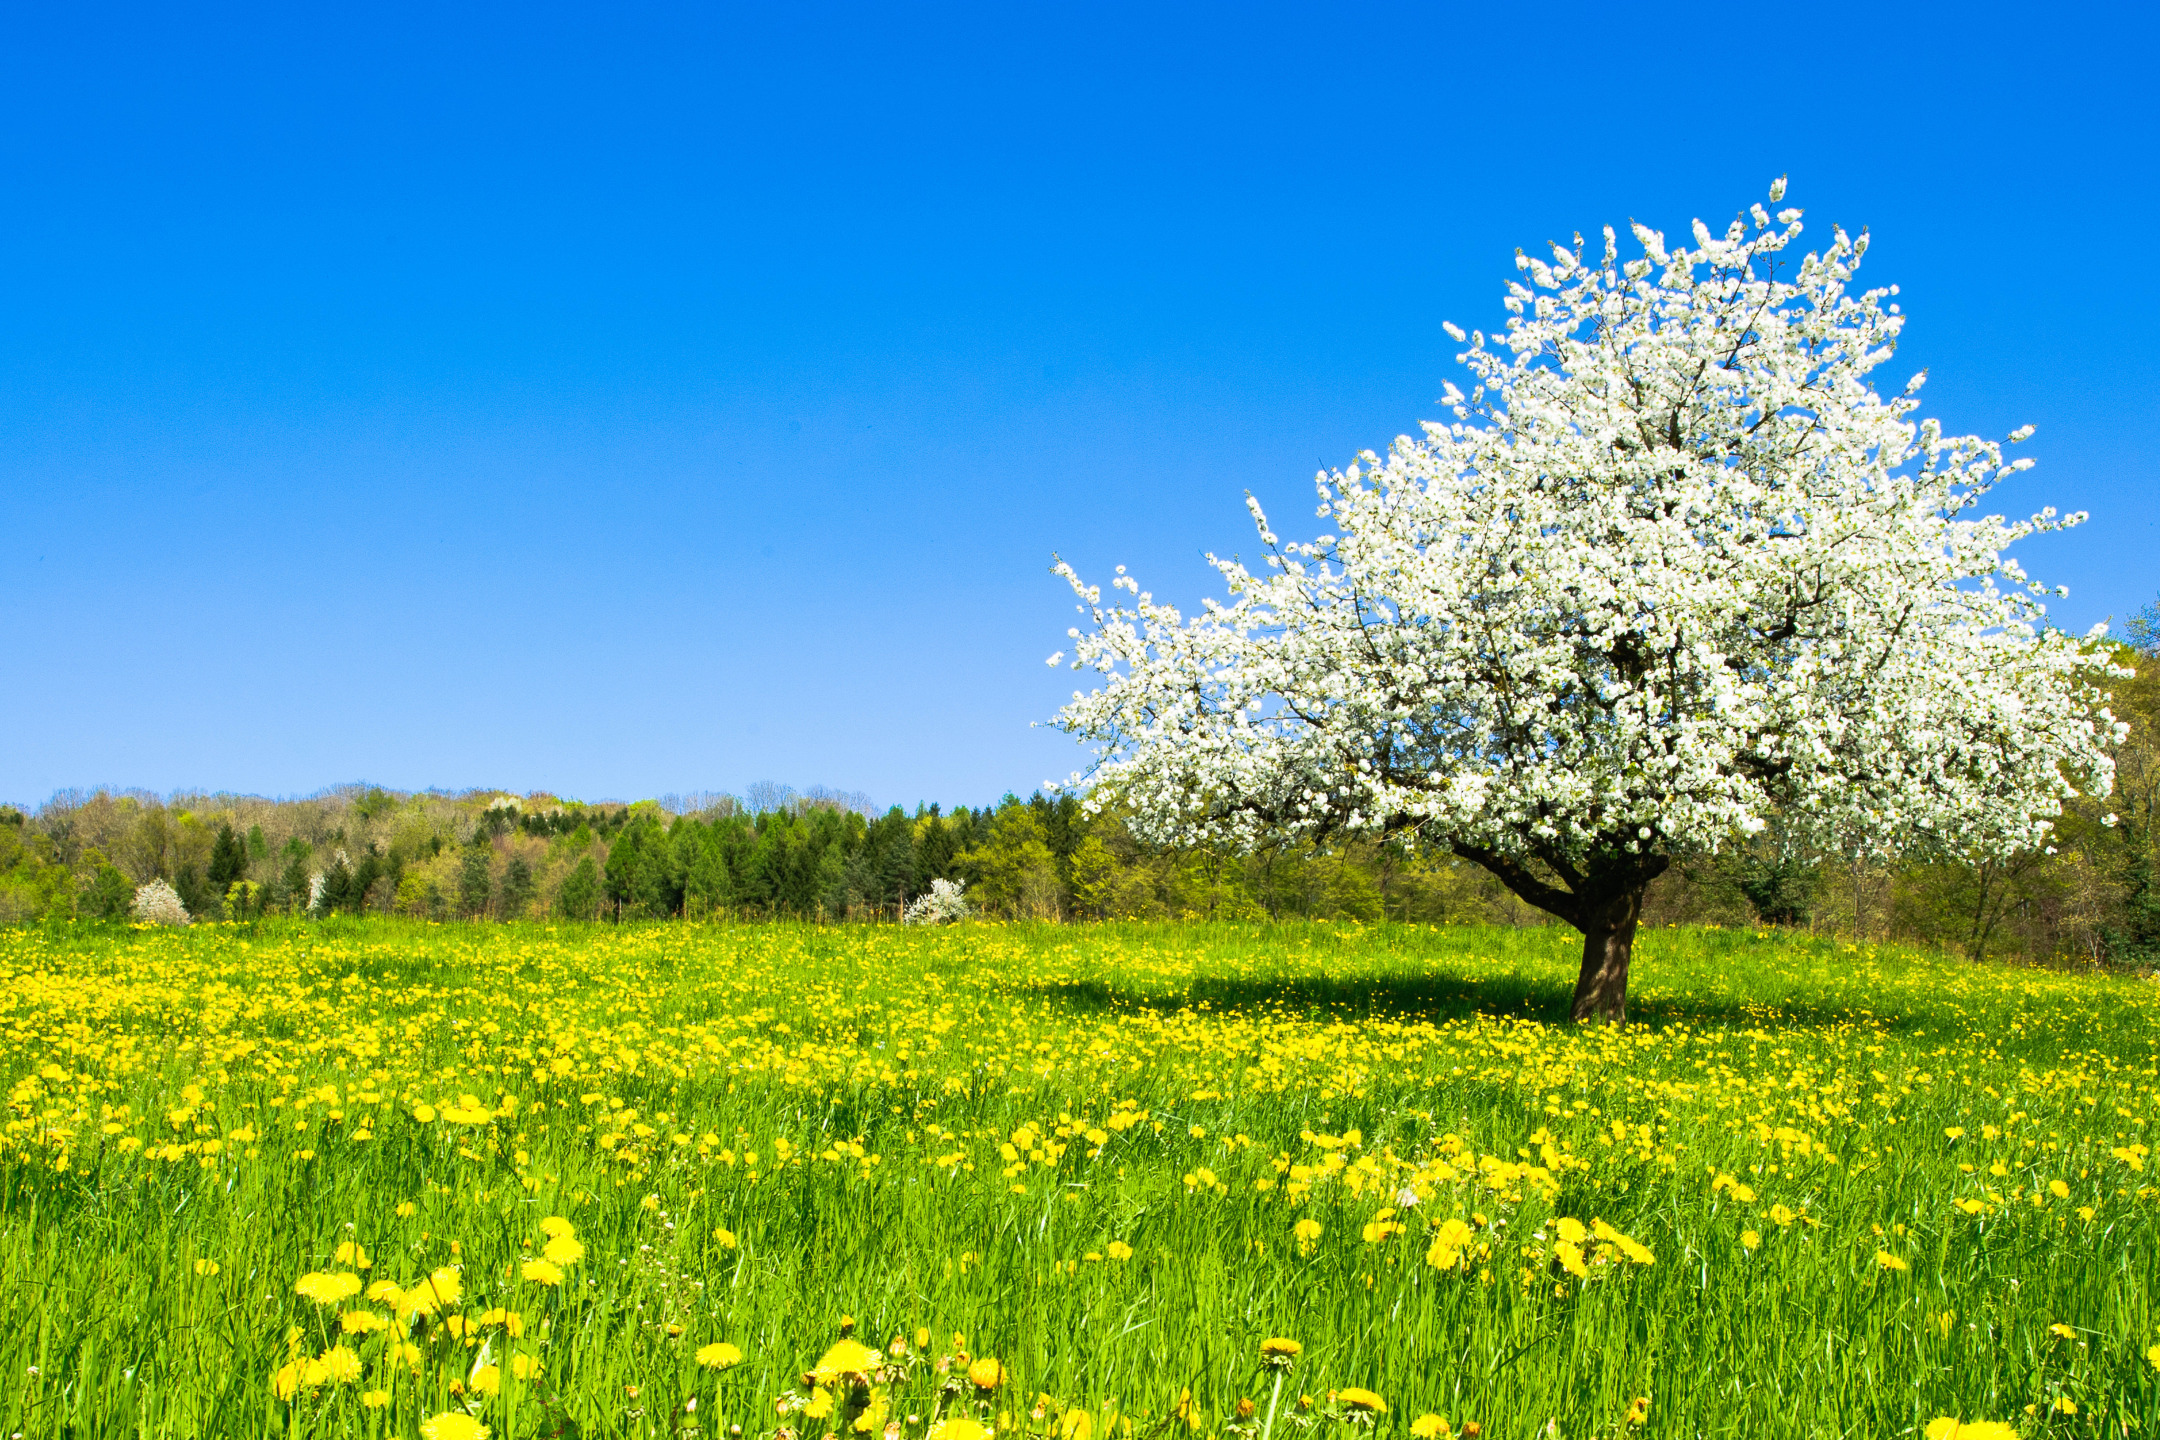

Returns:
271,1218,578,1418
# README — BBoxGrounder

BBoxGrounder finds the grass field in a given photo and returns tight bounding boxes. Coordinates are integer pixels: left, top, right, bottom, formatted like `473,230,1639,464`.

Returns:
1,920,2156,1439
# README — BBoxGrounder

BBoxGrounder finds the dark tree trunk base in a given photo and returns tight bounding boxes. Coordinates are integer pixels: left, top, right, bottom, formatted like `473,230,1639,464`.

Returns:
1449,841,1666,1024
1569,891,1646,1024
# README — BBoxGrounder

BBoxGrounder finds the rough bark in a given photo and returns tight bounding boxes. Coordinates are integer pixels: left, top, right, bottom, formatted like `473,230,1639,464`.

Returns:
1569,890,1645,1024
1453,841,1666,1023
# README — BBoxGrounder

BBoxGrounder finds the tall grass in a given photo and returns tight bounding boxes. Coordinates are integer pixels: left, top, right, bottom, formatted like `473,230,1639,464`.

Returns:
0,919,2154,1438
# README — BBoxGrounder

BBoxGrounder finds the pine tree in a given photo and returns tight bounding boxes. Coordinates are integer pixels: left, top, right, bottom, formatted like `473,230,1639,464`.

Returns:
556,856,601,921
84,862,133,920
459,848,493,919
207,824,247,891
500,855,536,921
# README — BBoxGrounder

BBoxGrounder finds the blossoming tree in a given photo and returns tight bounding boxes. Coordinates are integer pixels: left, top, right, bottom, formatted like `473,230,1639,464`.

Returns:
1051,181,2124,1021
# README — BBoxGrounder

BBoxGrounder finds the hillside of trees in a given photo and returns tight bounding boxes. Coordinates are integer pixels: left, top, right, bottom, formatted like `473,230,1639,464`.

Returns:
1,640,2154,968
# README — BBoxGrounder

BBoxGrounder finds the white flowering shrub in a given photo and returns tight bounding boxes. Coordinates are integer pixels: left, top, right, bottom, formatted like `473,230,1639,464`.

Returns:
1053,180,2125,1021
131,879,191,927
903,878,971,925
307,871,327,914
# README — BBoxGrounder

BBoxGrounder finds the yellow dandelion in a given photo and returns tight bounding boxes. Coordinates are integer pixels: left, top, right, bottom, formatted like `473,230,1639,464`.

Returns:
1740,1230,1761,1250
1425,1216,1475,1270
399,1267,463,1318
319,1346,363,1384
1411,1416,1452,1439
1338,1388,1386,1414
470,1363,501,1396
1875,1251,1909,1272
361,1389,390,1409
967,1356,1006,1390
714,1227,738,1249
542,1233,585,1266
814,1338,882,1379
1106,1241,1133,1261
1061,1409,1093,1440
931,1421,989,1440
539,1216,576,1239
193,1258,220,1276
295,1271,363,1305
420,1415,489,1440
1924,1421,2018,1440
696,1341,744,1370
521,1258,565,1286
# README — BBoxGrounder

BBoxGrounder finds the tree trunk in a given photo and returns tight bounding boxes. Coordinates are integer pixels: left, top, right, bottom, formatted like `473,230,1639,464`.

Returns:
1570,895,1644,1024
1450,841,1665,1024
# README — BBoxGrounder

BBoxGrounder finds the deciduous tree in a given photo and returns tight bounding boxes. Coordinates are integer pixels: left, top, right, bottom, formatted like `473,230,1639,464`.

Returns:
1054,181,2123,1020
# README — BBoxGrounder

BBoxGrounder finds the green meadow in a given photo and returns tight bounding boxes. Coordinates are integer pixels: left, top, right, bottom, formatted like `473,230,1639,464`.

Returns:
0,919,2154,1438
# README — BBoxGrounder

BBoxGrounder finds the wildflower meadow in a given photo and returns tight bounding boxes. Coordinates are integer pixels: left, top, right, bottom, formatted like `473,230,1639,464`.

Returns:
1,920,2155,1438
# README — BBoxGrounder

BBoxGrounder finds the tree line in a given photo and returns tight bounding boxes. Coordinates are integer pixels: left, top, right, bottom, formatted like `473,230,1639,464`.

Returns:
0,638,2153,965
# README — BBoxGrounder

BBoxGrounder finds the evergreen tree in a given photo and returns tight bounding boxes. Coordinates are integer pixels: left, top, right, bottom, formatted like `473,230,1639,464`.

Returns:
557,856,601,920
500,855,536,920
1737,853,1818,928
458,848,493,919
281,852,312,913
246,825,269,862
603,820,648,917
207,824,247,891
629,826,686,917
815,842,848,918
84,861,133,920
352,853,385,912
684,830,733,916
914,809,963,885
317,854,356,914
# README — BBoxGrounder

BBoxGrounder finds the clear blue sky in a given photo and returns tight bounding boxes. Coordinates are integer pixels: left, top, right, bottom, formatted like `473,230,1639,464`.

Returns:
3,1,2155,811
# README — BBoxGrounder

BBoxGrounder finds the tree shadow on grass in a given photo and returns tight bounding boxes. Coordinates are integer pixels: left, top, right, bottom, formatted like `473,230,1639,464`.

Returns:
1021,970,1914,1034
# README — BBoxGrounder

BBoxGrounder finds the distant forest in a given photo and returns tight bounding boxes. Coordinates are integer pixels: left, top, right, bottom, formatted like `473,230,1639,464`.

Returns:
1,639,2155,966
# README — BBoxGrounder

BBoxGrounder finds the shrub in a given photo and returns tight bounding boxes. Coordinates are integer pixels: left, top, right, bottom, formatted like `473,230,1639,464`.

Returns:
131,879,191,927
903,878,971,925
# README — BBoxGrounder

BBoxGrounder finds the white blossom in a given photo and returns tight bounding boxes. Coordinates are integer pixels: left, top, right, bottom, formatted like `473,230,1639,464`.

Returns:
1052,182,2125,1016
131,879,191,927
903,878,972,925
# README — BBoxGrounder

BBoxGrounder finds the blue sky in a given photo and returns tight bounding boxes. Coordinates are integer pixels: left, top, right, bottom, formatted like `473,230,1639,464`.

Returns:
3,1,2155,811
